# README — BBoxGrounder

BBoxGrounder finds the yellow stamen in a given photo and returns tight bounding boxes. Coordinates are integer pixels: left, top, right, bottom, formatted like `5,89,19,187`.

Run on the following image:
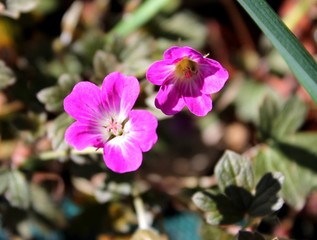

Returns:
175,58,198,80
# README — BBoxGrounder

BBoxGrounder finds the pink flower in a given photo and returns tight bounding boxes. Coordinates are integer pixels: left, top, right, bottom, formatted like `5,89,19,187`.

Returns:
146,46,229,116
64,72,158,173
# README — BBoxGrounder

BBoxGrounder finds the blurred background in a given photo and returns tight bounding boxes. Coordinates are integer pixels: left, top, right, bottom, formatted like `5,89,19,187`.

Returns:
0,0,317,239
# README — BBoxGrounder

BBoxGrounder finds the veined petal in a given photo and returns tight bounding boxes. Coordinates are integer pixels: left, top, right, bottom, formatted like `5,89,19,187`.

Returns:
164,46,203,62
101,72,140,121
126,110,158,152
199,58,229,94
103,137,142,173
146,60,174,85
184,94,212,116
155,80,185,115
65,122,105,150
64,82,103,123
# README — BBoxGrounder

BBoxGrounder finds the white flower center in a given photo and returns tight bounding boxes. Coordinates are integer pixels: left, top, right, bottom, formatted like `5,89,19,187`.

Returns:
104,118,124,137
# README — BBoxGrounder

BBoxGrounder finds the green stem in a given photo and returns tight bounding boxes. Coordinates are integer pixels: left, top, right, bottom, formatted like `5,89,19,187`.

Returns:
38,147,102,160
105,0,170,40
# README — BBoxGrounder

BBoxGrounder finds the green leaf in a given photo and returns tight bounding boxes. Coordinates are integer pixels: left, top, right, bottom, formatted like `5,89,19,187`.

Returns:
0,60,16,90
254,146,317,210
258,95,307,140
258,95,280,140
272,96,307,138
30,184,66,226
6,170,30,209
215,150,255,192
192,188,245,225
43,54,82,78
37,74,80,113
192,188,220,213
279,132,317,157
235,80,275,124
155,11,207,48
93,50,119,81
249,172,284,217
236,0,317,104
48,112,74,151
224,186,254,212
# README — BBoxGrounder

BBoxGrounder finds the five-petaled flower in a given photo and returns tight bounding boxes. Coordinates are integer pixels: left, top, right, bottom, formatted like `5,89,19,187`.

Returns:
146,46,229,116
64,72,158,173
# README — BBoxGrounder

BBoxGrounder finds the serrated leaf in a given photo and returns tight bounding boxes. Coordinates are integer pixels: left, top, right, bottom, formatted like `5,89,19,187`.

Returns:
224,186,254,212
249,172,284,217
193,189,219,212
0,60,16,90
193,189,245,225
6,170,30,209
30,184,66,226
254,147,317,210
37,74,80,112
215,150,255,192
48,112,74,151
272,96,307,139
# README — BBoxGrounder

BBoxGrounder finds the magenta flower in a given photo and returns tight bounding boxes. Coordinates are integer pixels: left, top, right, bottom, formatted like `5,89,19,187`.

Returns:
146,46,229,116
64,72,158,173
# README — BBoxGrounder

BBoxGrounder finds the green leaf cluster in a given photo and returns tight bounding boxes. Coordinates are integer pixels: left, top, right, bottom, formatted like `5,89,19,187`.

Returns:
193,150,284,225
37,74,80,113
255,95,317,210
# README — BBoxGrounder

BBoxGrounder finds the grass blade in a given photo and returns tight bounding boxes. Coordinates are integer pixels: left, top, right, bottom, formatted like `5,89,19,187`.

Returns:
237,0,317,104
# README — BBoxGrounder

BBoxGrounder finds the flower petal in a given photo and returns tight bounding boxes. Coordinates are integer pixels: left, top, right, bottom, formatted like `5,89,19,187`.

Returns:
199,58,229,94
155,79,185,115
146,60,174,85
64,82,102,123
184,94,212,116
164,46,203,62
103,137,142,173
126,110,158,152
65,122,104,150
101,72,140,121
